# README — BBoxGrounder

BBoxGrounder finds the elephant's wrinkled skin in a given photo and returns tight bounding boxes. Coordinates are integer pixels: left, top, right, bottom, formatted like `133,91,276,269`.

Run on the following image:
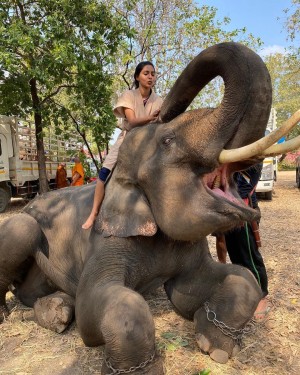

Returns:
0,43,271,374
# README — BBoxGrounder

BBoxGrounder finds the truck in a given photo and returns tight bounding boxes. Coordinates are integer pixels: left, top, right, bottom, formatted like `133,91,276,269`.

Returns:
256,108,278,201
0,115,82,212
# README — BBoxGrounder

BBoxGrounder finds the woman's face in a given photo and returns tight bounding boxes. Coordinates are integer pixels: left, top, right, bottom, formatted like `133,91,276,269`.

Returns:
136,65,156,89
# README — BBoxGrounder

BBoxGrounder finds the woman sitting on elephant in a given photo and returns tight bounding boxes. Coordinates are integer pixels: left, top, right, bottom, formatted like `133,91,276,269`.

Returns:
82,61,163,229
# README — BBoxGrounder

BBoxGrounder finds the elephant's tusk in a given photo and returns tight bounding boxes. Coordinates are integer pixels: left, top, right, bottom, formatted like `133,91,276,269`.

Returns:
219,110,300,163
258,135,300,157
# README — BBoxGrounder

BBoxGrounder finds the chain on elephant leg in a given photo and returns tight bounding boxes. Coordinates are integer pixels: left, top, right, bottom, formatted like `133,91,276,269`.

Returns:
101,351,164,375
194,302,254,363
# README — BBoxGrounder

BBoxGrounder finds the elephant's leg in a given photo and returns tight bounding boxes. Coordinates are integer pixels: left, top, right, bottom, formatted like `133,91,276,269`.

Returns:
0,214,44,322
193,269,262,363
34,291,75,333
13,262,57,307
76,283,164,375
165,261,262,363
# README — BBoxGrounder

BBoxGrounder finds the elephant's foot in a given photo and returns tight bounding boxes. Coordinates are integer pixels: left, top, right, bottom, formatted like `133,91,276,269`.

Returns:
76,284,164,374
196,333,241,363
101,353,164,375
34,291,75,333
194,301,251,363
191,270,261,363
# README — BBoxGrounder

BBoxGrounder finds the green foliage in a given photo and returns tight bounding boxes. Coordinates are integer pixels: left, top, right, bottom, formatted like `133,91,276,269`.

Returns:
278,161,296,171
0,0,130,154
192,370,211,375
158,331,189,351
107,0,262,108
78,152,93,181
264,52,300,138
0,0,265,144
284,0,300,43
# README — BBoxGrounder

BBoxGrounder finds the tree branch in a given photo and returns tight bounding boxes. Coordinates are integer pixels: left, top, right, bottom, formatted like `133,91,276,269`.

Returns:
41,85,77,104
50,100,99,169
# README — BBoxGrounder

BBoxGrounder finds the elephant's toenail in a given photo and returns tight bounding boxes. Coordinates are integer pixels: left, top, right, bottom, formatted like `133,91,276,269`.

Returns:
195,333,210,352
209,349,229,363
232,344,240,357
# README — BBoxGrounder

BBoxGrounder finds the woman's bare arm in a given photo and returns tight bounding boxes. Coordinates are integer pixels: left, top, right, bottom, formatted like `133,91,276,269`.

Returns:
124,108,160,131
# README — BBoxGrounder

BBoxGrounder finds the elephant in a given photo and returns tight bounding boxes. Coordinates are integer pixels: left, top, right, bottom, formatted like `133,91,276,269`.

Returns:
1,42,297,374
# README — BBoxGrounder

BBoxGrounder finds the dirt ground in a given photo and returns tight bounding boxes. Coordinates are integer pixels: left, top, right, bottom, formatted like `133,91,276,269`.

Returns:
0,170,299,375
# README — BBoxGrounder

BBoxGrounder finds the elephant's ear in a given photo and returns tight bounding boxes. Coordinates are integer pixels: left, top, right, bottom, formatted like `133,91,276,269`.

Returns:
94,180,157,238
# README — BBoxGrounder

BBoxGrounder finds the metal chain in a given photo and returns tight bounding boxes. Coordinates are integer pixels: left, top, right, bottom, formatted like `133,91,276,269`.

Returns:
204,302,252,345
104,353,155,375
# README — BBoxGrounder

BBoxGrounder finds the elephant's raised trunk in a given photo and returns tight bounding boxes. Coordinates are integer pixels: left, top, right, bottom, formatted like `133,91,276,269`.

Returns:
160,42,272,161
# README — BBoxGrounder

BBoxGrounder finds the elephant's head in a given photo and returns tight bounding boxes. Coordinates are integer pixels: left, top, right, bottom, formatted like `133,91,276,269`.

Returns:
97,42,298,241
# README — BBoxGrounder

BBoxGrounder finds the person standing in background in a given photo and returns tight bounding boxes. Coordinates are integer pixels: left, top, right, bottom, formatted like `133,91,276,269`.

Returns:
71,156,85,186
55,162,68,189
216,163,270,321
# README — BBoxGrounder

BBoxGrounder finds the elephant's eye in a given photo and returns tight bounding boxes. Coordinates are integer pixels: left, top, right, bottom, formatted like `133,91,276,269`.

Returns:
162,135,175,146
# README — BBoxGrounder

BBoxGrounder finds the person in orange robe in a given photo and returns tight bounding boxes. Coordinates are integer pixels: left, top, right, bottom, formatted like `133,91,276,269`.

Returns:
71,157,85,186
55,162,68,189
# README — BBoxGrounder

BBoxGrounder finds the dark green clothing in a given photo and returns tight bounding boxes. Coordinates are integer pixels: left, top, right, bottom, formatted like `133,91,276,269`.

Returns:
225,163,268,296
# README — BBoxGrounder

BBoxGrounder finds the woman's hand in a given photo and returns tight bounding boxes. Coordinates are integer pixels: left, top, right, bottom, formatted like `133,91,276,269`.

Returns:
149,109,160,122
124,108,161,130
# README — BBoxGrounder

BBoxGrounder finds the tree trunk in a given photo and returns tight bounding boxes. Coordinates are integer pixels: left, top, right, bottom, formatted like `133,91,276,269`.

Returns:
82,131,100,173
97,144,103,166
30,78,50,194
72,122,99,172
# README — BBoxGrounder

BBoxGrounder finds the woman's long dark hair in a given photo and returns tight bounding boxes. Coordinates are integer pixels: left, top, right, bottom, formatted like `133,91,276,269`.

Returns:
134,61,155,88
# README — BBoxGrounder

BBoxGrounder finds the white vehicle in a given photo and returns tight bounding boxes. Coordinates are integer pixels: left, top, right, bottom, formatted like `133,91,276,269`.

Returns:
256,108,278,200
256,156,278,200
0,115,81,212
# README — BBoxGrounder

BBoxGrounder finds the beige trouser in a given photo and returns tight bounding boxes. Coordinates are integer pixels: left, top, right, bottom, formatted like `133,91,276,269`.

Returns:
102,130,126,171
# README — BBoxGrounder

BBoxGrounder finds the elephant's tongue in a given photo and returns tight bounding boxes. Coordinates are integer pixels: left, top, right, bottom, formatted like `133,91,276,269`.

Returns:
204,165,243,206
212,187,240,204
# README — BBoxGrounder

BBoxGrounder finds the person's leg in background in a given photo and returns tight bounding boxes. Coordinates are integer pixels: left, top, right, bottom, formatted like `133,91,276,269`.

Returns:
225,224,270,321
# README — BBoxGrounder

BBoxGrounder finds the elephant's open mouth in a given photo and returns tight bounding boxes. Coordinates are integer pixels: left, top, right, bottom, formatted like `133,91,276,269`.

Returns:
203,165,248,209
202,165,259,229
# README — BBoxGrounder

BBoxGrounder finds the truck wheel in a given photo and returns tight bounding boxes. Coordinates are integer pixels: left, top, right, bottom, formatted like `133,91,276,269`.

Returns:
265,191,273,201
0,188,10,213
